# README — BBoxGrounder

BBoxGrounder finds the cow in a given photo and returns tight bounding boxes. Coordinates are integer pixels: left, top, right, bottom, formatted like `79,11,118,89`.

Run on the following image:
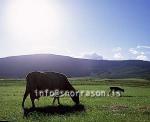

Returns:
109,86,124,97
22,72,79,109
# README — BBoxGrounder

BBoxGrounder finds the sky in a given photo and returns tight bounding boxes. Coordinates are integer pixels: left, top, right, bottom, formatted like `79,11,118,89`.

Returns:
0,0,150,60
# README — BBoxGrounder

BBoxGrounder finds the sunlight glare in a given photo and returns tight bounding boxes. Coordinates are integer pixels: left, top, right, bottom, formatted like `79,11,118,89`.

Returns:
5,0,64,52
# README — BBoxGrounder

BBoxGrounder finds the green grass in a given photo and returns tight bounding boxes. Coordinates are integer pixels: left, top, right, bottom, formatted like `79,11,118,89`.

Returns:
0,78,150,122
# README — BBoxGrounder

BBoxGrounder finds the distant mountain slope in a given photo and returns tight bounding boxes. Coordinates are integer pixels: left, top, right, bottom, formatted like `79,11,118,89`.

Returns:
0,54,150,79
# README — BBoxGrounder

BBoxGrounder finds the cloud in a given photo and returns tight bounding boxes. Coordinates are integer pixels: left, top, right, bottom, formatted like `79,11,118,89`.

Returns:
112,45,149,61
113,52,124,59
128,45,150,60
112,47,124,60
136,54,148,61
83,53,103,60
129,48,138,55
137,45,150,49
140,52,145,55
113,47,122,52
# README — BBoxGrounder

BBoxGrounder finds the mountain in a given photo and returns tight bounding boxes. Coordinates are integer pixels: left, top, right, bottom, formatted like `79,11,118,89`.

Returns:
0,54,150,79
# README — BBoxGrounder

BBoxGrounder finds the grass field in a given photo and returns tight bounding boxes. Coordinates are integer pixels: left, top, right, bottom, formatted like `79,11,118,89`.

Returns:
0,78,150,122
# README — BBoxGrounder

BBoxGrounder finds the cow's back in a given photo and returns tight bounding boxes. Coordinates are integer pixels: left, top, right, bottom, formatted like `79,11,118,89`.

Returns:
26,72,69,91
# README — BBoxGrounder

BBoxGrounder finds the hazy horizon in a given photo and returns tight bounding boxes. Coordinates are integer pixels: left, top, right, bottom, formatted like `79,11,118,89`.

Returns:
0,0,150,61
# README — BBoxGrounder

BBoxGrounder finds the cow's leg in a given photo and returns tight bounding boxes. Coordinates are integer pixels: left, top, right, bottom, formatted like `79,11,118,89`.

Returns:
30,92,35,108
22,90,29,109
120,91,122,97
112,90,115,96
57,97,61,105
52,97,56,105
109,90,112,96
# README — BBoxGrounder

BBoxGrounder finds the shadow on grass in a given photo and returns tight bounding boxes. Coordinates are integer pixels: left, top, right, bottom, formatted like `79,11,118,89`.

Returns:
23,104,85,117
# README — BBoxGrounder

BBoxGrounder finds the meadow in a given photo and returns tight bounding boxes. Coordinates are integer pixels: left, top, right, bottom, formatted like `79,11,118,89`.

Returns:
0,78,150,122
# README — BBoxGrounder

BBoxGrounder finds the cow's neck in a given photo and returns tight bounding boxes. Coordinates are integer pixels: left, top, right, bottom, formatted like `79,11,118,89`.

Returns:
66,83,76,92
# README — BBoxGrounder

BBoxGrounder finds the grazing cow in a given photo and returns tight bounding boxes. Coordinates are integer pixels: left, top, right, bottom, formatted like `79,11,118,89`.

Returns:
22,72,79,109
109,87,124,97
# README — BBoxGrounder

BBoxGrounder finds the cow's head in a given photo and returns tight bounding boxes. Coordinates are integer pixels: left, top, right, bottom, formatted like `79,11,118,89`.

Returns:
70,91,80,105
